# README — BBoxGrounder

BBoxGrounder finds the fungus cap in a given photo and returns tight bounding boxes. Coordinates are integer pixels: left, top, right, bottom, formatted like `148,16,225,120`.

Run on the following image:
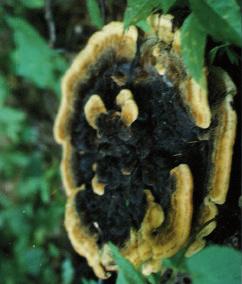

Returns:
54,18,237,278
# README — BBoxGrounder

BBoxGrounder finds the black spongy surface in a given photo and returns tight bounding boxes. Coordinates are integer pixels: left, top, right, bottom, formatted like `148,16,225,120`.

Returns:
70,49,209,247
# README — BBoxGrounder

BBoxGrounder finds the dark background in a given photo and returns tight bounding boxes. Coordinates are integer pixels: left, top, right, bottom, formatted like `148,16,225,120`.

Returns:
0,1,240,284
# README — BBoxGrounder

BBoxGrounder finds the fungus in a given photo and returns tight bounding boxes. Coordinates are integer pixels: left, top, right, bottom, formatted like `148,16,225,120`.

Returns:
116,89,139,126
91,174,106,195
54,16,237,278
84,95,107,129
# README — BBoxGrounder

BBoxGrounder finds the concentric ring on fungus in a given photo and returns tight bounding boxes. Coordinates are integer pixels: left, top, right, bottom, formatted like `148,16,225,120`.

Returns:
54,15,237,279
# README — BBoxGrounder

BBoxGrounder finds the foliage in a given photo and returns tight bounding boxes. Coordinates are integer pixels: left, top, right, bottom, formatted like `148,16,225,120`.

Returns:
62,258,75,284
180,13,206,88
189,0,241,47
20,0,44,9
124,0,161,29
0,2,71,284
82,279,98,284
86,0,104,28
124,0,241,87
109,243,146,284
106,244,241,284
123,0,178,28
6,16,67,95
186,246,241,283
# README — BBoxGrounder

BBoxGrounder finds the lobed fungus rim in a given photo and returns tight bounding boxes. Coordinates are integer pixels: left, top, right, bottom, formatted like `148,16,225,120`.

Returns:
54,16,237,278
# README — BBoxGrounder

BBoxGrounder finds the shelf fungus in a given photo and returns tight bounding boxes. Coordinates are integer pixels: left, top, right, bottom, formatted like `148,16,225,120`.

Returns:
54,16,237,279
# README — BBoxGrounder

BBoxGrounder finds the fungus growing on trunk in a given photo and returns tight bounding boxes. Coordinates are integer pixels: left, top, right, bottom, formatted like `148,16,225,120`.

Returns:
54,15,237,279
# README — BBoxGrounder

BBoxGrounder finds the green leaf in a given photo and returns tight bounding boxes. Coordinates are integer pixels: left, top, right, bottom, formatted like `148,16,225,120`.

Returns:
39,179,50,203
0,106,26,141
6,17,67,94
187,246,241,284
20,0,44,8
146,273,161,284
5,208,31,236
42,267,58,284
163,246,188,271
189,0,242,47
62,258,74,284
124,0,160,29
86,0,104,28
22,247,45,276
19,177,43,197
48,243,60,258
82,279,97,284
160,0,177,13
225,47,240,65
0,151,29,176
136,19,152,32
181,13,207,88
173,0,189,7
117,271,129,284
109,243,146,284
21,126,39,144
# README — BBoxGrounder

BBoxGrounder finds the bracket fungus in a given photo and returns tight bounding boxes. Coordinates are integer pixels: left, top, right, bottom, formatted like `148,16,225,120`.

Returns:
54,15,237,279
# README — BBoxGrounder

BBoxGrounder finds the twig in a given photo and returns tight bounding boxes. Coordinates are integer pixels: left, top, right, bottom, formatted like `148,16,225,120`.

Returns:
44,0,56,47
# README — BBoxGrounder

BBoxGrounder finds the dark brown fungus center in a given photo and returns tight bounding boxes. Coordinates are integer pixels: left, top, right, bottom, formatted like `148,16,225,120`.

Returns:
69,49,212,247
